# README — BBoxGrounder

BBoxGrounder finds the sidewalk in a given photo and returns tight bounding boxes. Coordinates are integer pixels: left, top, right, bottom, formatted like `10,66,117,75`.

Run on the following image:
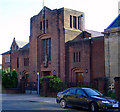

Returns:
2,94,56,104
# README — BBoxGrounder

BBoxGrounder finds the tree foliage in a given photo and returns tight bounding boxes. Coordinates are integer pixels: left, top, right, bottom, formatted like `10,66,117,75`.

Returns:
2,69,18,88
40,75,67,92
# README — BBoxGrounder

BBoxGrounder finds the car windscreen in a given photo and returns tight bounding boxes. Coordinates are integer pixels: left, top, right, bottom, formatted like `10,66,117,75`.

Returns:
83,88,103,97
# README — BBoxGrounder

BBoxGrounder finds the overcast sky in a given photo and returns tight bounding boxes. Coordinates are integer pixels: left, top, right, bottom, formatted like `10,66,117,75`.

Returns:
0,0,119,64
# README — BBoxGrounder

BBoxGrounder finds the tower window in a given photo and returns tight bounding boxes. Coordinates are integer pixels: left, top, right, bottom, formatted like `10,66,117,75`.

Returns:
73,16,77,29
40,21,42,31
46,20,48,29
70,15,72,28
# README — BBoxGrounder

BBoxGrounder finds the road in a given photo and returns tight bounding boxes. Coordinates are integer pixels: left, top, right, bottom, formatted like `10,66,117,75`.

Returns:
1,94,88,112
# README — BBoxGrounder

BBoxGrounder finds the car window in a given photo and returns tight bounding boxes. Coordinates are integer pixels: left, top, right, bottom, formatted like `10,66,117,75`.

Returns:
76,89,86,96
62,88,71,94
83,88,103,96
67,88,76,94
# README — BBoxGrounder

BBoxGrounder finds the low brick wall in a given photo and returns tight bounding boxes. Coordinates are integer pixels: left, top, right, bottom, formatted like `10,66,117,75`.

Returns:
2,88,22,94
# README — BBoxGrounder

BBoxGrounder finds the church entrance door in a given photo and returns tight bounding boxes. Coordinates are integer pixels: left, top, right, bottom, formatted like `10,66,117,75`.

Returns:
76,72,84,83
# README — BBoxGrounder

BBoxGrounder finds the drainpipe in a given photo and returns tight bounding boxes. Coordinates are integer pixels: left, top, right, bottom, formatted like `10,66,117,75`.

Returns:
89,37,92,83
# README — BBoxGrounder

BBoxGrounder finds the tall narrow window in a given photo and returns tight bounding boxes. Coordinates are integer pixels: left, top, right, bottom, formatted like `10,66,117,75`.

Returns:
43,20,45,33
43,39,46,61
79,52,80,62
43,38,51,62
73,16,77,29
17,57,19,68
49,39,51,61
74,52,80,63
70,15,72,28
40,21,42,31
74,52,76,62
78,17,79,29
47,39,49,58
46,20,48,30
76,52,78,62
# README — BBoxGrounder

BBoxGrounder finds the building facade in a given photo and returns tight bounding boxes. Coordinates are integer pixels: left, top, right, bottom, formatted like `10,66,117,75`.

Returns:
104,14,120,85
2,7,111,92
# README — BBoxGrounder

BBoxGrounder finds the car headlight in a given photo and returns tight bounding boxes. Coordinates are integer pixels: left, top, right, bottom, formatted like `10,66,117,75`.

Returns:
102,101,110,104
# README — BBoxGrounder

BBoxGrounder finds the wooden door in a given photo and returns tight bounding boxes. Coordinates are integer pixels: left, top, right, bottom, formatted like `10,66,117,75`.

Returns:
76,72,84,83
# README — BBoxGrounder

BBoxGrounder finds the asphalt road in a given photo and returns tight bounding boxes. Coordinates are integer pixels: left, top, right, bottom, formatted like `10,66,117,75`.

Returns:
1,94,88,112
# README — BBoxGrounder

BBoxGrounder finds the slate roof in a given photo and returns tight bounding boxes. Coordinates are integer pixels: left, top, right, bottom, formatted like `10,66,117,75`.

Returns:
21,43,29,49
1,50,11,55
15,41,28,49
85,29,104,37
107,14,120,29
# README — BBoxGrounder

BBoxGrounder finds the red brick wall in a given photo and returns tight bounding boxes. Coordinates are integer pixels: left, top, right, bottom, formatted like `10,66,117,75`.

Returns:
66,39,91,83
91,37,105,82
11,49,29,83
30,7,86,82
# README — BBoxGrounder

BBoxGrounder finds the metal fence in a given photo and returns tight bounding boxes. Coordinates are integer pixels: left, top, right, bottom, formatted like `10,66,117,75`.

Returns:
25,82,37,94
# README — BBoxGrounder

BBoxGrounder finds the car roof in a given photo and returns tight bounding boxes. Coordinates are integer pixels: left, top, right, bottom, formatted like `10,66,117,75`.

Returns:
67,87,93,90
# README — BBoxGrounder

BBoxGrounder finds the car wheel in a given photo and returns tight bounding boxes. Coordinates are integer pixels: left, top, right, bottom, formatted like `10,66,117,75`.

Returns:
90,102,98,112
60,99,67,108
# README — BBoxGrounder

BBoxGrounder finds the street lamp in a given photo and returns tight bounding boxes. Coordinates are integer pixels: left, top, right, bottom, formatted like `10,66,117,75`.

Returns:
37,72,39,96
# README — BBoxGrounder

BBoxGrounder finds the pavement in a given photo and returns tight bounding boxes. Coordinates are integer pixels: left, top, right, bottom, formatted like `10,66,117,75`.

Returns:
1,94,88,112
1,94,56,104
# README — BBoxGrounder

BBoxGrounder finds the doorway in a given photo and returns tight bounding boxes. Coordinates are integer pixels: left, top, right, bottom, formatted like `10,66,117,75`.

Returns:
23,70,29,83
43,71,51,76
76,72,84,83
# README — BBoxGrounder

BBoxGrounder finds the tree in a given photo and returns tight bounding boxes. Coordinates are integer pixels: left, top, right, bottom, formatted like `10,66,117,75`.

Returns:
12,69,18,88
2,69,18,88
2,71,13,88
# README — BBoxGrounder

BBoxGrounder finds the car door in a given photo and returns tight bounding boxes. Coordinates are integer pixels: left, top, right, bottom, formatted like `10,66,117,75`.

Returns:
65,88,76,106
75,89,90,108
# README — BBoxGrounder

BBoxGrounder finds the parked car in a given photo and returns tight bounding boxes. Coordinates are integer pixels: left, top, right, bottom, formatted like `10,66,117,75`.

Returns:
56,87,119,112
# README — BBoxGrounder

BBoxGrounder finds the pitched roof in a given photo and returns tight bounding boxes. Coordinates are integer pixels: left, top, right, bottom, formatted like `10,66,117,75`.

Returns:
21,43,29,49
85,29,104,37
1,50,11,55
107,14,120,29
16,40,28,49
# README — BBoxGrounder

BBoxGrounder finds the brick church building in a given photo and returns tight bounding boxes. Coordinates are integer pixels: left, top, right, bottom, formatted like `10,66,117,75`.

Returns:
2,7,114,93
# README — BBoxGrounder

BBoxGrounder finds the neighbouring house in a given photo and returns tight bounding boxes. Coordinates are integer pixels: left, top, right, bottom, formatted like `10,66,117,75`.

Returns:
2,7,119,94
103,14,120,86
2,50,11,71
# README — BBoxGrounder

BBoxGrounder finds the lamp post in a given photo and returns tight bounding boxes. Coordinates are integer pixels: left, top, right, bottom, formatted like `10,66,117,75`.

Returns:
37,72,39,95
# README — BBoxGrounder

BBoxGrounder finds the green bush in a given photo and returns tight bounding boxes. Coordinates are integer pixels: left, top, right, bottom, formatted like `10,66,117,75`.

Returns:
2,71,13,88
107,91,116,98
40,75,67,92
11,69,18,88
2,69,18,88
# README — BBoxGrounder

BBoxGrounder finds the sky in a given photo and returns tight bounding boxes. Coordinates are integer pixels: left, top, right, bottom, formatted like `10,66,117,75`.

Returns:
0,0,119,64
